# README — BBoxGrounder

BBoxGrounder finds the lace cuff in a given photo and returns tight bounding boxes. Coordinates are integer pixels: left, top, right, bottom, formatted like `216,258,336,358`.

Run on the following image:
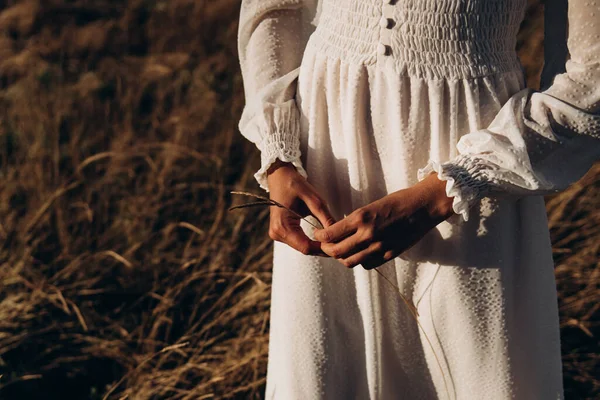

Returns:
250,100,308,192
417,154,493,223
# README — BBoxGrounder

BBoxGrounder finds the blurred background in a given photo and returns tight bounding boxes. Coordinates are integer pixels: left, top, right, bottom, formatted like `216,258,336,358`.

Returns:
0,0,597,399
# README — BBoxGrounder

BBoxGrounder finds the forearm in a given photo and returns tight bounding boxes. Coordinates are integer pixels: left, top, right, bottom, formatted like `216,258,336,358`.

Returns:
416,0,600,223
237,0,319,191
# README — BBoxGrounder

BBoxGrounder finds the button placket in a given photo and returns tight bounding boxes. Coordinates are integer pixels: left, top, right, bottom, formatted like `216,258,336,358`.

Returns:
377,0,396,58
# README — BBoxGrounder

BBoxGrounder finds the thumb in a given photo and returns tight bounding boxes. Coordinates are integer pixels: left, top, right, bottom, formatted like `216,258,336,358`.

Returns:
301,193,336,229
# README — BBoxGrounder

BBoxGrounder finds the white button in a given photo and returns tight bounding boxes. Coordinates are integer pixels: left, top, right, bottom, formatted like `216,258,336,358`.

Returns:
379,17,394,29
378,43,390,56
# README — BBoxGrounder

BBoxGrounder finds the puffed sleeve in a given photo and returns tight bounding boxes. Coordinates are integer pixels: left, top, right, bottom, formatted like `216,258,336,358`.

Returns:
237,0,321,191
416,0,600,222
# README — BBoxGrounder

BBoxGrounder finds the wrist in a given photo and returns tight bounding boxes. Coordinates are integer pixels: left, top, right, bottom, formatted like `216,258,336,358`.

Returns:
266,159,295,176
418,172,456,221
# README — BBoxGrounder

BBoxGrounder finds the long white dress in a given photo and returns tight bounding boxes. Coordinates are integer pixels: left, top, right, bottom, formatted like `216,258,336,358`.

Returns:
236,0,600,399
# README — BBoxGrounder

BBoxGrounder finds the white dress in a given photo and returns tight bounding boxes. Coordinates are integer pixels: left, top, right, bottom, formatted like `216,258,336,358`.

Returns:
237,0,600,399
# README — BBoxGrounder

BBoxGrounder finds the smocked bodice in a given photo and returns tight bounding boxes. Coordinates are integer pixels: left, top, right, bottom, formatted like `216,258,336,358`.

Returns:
309,0,528,79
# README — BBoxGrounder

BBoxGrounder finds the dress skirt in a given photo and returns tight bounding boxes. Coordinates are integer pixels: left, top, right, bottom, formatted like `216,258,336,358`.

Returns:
264,27,564,400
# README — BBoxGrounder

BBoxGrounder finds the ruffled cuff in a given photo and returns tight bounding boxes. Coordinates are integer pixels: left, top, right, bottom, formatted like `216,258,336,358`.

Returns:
417,154,493,223
251,101,307,192
255,131,308,192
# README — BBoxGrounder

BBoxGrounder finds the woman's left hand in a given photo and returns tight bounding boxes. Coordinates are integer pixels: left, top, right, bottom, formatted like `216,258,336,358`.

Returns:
313,172,456,269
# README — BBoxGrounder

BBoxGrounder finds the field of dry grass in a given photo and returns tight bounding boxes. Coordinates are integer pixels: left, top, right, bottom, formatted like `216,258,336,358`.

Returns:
0,1,597,399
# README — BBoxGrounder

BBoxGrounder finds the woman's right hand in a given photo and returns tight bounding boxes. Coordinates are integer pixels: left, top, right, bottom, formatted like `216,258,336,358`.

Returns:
266,159,336,257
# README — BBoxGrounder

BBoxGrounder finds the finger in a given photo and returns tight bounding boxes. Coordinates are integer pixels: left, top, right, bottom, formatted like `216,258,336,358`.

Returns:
270,208,328,257
339,241,385,269
361,249,397,270
321,232,369,259
360,250,396,270
283,223,329,257
300,192,336,229
313,217,356,243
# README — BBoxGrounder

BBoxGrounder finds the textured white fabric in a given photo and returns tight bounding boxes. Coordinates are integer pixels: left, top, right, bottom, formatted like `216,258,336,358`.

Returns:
237,0,600,399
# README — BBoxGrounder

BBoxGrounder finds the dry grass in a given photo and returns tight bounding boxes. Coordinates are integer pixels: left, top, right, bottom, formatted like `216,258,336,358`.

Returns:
0,1,597,399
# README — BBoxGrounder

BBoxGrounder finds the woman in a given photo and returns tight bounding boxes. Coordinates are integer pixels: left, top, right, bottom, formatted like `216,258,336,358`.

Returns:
236,0,599,398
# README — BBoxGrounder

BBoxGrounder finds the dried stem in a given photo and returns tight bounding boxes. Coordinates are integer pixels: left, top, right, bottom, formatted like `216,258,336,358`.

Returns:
230,191,320,228
373,269,452,400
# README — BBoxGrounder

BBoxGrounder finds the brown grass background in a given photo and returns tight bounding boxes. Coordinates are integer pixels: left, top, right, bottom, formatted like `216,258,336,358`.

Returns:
0,0,597,399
